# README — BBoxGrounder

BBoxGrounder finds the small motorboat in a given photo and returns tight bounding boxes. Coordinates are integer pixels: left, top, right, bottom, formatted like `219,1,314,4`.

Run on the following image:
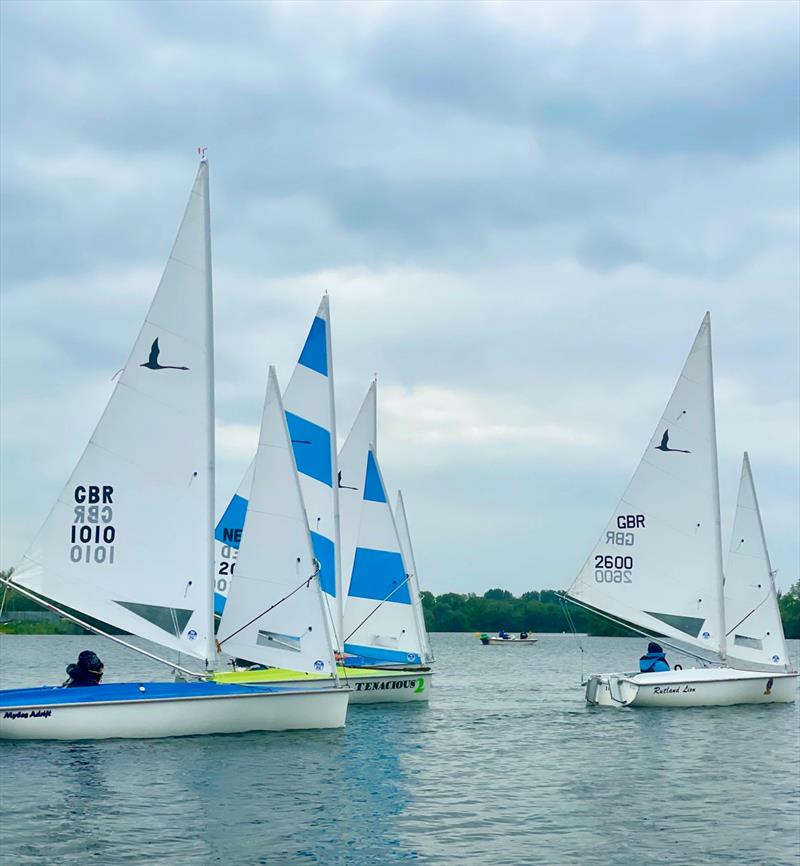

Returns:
479,633,538,646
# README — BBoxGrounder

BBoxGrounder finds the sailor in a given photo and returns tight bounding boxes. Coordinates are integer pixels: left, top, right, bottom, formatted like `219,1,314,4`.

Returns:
64,650,105,687
498,630,510,639
639,642,670,673
520,632,528,640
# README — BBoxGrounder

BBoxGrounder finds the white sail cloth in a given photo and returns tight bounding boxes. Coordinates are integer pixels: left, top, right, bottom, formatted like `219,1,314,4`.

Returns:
568,314,725,656
12,163,215,661
396,491,434,664
724,454,790,671
216,368,338,676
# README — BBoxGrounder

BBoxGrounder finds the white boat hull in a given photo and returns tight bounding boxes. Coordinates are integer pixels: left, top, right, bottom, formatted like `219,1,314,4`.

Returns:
481,638,538,646
0,682,350,740
215,668,432,704
584,667,798,708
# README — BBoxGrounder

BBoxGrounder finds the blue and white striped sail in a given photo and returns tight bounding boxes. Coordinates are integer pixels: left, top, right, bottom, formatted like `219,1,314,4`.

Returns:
216,367,338,676
214,297,341,648
343,447,424,666
724,453,790,672
396,491,435,664
337,380,377,602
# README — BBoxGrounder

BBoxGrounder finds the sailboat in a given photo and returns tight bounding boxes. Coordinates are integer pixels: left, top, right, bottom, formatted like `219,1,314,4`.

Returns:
567,314,797,707
0,160,349,739
214,366,348,693
213,315,432,702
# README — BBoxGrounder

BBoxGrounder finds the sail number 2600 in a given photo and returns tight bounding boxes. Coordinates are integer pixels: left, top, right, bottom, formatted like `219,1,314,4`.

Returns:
594,554,633,584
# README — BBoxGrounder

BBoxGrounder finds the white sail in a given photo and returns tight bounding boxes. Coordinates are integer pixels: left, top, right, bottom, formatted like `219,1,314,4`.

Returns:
337,380,377,601
568,313,726,656
12,162,215,662
214,297,341,648
343,448,424,666
396,491,434,664
216,367,337,677
724,453,790,671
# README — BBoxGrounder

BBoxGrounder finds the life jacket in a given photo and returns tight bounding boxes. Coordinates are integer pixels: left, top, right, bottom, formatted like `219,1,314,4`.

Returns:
639,652,670,673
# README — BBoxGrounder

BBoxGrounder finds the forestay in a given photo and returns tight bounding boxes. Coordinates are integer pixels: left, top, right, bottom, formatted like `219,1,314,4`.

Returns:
216,368,338,677
568,314,726,656
343,448,424,666
12,163,215,662
724,453,789,672
396,491,434,664
337,380,377,601
215,297,341,651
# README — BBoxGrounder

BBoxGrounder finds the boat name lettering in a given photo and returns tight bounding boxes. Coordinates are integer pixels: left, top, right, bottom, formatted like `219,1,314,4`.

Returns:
652,685,696,695
3,709,52,720
616,515,645,529
605,531,635,546
70,484,116,565
353,679,420,692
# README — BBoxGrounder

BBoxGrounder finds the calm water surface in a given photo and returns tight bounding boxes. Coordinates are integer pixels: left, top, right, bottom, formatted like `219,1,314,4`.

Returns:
1,633,798,865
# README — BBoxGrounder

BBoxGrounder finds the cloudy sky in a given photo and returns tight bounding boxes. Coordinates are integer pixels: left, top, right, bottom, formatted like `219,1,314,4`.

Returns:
1,0,798,596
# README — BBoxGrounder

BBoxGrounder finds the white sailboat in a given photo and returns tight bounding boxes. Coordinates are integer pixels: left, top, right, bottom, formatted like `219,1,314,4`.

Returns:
215,366,348,691
0,160,348,739
214,320,432,703
568,313,797,707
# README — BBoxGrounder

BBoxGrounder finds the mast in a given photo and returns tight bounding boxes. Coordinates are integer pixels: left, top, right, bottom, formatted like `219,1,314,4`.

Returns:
324,294,344,652
201,156,217,670
706,312,727,662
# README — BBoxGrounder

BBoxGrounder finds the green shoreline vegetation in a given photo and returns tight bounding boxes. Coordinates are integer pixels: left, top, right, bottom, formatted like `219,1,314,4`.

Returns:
3,568,799,639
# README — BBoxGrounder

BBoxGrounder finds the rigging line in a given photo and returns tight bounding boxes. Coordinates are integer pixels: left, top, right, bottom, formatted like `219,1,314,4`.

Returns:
321,591,349,686
0,576,203,678
725,589,773,637
0,578,9,621
216,564,319,648
343,576,411,644
559,592,720,668
558,594,585,684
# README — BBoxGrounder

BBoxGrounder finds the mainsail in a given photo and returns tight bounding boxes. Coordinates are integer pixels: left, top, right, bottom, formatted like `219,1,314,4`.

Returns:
12,162,215,662
214,297,341,647
568,313,726,657
337,380,377,601
724,453,789,671
216,367,338,676
396,491,434,664
343,448,424,666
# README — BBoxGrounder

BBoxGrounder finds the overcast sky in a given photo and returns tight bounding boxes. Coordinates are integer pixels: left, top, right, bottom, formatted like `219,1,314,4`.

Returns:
1,0,798,596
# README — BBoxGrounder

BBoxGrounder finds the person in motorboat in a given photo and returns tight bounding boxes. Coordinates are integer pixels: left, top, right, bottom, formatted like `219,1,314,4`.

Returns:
639,642,670,673
64,650,104,687
520,632,529,640
498,630,511,640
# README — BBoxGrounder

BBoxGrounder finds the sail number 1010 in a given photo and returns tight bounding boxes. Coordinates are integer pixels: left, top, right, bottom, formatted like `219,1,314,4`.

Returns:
594,554,633,583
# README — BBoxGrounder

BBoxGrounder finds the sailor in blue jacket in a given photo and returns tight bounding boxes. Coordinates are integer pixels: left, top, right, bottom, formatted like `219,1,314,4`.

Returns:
639,642,670,673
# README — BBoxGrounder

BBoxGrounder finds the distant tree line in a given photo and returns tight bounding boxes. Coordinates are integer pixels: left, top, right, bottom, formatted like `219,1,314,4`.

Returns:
3,567,799,640
421,582,800,638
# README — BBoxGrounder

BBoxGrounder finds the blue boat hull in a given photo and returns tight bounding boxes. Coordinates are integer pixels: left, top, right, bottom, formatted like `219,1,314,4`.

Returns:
0,681,350,740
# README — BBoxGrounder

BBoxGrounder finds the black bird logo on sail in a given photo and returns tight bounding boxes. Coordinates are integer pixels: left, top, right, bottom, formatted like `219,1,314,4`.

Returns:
655,429,690,454
139,338,189,371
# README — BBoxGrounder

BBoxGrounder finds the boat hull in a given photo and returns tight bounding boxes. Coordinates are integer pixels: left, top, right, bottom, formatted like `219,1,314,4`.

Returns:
215,667,432,704
480,638,538,646
584,668,797,708
0,681,350,740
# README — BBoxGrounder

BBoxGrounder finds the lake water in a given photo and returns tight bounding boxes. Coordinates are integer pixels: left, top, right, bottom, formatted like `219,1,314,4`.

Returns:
1,633,798,865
